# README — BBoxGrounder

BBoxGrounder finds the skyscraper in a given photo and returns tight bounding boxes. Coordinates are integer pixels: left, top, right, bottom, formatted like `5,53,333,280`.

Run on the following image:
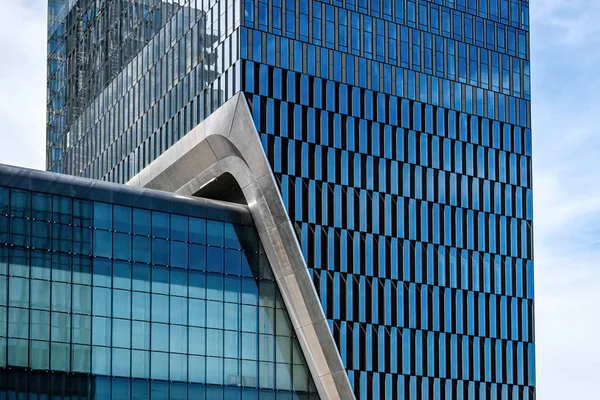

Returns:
42,1,534,399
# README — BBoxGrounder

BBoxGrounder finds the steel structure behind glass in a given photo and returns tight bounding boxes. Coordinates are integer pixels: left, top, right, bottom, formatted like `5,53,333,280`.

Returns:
47,0,234,179
0,164,319,399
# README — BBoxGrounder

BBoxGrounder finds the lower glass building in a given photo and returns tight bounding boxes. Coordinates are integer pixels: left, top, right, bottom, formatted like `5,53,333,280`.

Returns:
0,164,319,399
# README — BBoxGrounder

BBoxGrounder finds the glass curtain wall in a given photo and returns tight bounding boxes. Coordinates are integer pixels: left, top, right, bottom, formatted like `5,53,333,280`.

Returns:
0,169,319,399
47,0,240,182
44,1,535,398
240,1,534,399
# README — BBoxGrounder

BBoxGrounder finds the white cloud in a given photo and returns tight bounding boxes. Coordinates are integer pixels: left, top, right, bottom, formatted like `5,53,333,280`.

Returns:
0,0,47,170
532,0,600,46
531,0,600,398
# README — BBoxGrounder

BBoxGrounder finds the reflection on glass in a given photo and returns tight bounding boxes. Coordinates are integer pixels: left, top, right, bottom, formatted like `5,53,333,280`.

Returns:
1,186,318,398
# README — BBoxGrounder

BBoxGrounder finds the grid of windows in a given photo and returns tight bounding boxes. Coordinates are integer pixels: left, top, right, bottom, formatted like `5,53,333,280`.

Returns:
48,0,243,183
48,0,182,173
46,1,535,399
0,370,311,399
241,1,534,399
0,175,318,399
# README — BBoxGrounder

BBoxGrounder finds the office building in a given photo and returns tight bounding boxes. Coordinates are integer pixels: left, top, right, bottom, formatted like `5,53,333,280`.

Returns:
30,0,538,398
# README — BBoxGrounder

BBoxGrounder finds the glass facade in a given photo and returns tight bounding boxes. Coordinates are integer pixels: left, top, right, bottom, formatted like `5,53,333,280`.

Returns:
47,0,237,177
241,1,535,398
0,166,318,399
46,1,535,399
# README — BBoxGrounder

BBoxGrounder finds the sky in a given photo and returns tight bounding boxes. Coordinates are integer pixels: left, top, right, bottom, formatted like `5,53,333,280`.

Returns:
0,1,597,397
530,1,600,398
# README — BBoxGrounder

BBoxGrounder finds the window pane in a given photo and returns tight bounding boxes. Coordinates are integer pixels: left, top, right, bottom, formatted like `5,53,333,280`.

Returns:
206,301,223,329
7,338,28,367
170,325,188,354
133,209,151,236
151,352,169,380
132,263,150,292
151,294,169,323
72,314,91,344
276,363,293,391
92,346,111,375
114,205,132,233
206,329,223,357
151,323,168,352
51,342,70,371
224,223,242,249
9,277,29,308
51,312,71,342
132,350,150,379
152,212,169,238
113,289,131,319
206,357,223,385
224,249,241,275
132,292,151,321
30,310,50,341
189,298,206,327
224,330,239,359
170,215,188,241
189,355,206,383
114,261,132,290
113,232,132,260
51,282,71,312
152,238,169,265
113,319,131,349
189,244,206,271
170,353,188,382
72,344,91,373
170,241,188,269
207,247,223,273
92,317,111,347
132,321,150,350
93,202,112,230
133,236,151,263
32,192,52,221
152,265,169,294
170,268,188,297
31,280,51,310
93,287,111,317
30,340,50,370
8,308,28,339
170,296,188,325
189,218,206,244
10,190,31,218
206,220,224,246
93,230,113,258
9,248,29,277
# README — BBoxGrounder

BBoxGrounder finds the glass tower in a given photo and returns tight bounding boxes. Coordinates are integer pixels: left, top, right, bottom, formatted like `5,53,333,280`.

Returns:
46,1,535,399
242,2,534,399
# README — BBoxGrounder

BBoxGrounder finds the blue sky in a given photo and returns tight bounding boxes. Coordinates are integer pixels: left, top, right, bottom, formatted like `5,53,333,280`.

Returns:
531,0,600,397
0,1,597,397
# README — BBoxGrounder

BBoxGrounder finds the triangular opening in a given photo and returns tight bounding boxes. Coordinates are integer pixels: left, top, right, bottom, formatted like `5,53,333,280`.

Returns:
193,172,246,205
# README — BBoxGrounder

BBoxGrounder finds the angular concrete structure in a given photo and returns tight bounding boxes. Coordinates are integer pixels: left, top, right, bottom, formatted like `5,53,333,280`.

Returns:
128,93,354,400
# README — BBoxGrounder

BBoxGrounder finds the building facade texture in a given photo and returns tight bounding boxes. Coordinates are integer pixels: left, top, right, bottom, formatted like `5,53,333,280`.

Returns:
0,165,319,398
44,0,535,399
